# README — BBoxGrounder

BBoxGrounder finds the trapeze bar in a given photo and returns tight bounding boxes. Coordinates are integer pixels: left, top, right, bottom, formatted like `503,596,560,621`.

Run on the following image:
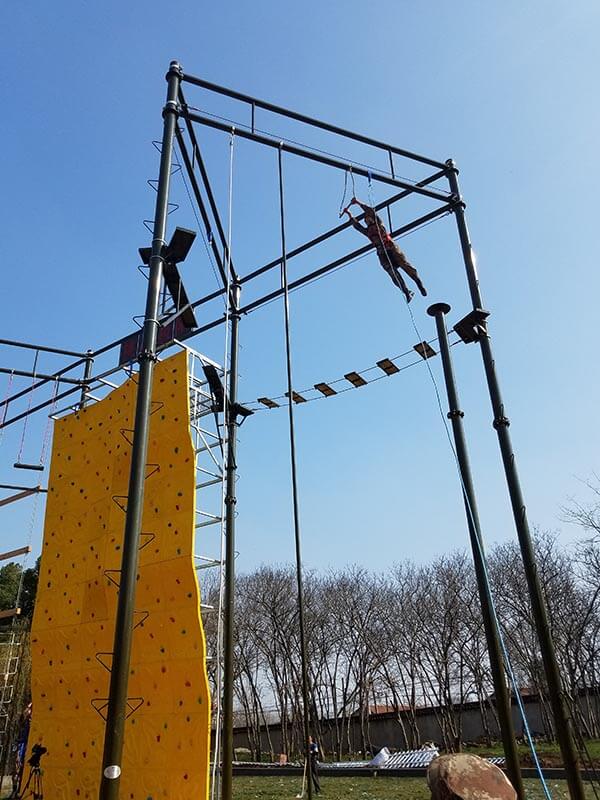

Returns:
14,462,44,472
180,73,447,170
183,110,449,203
0,338,88,359
0,366,83,385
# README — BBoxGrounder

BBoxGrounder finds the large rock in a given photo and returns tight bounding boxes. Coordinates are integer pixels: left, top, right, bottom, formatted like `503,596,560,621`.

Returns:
427,753,517,800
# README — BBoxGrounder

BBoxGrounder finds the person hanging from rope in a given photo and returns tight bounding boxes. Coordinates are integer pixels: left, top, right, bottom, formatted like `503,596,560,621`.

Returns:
343,197,427,303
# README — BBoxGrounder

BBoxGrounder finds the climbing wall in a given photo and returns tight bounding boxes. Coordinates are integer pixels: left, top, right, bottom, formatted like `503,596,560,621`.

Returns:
29,350,211,800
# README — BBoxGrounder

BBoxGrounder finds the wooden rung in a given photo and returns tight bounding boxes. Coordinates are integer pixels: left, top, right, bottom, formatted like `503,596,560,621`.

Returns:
0,547,31,563
0,609,21,620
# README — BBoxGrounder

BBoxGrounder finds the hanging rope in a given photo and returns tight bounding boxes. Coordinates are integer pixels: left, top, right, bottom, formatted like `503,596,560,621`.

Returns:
39,378,59,466
366,175,553,799
15,351,39,463
0,370,15,448
338,166,356,218
278,144,314,799
211,127,236,800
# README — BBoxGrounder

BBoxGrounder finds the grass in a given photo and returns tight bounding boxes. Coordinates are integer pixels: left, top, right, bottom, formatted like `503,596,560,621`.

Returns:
232,776,598,799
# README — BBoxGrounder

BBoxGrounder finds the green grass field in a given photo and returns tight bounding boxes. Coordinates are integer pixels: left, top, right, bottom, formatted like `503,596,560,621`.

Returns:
232,776,597,799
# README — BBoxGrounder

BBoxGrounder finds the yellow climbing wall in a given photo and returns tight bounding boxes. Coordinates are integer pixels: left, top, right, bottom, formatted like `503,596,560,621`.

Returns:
29,350,211,800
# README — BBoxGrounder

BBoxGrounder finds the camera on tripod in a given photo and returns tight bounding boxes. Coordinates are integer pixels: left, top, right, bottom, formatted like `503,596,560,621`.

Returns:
27,745,47,769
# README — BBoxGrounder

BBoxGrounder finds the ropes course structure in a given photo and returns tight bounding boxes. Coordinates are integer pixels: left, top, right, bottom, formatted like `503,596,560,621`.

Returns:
0,60,594,800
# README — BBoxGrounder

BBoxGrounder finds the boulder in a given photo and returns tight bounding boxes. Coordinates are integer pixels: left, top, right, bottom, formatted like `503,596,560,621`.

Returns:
427,753,517,800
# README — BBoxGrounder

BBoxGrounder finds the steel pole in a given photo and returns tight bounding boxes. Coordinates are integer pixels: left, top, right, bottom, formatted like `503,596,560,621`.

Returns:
428,302,523,798
98,61,182,800
221,282,242,800
446,161,585,800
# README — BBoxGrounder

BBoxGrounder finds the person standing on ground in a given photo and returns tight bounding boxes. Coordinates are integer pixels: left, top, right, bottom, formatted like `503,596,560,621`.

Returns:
308,736,321,795
343,197,428,303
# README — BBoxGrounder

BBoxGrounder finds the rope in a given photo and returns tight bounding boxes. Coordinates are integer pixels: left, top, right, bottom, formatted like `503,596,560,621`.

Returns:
16,351,39,463
0,371,15,449
182,104,442,192
172,143,227,308
278,144,314,799
366,176,553,798
338,167,356,218
210,128,236,800
38,379,59,465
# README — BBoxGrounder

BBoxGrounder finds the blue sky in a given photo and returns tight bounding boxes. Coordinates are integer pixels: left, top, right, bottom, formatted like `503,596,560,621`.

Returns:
2,0,599,573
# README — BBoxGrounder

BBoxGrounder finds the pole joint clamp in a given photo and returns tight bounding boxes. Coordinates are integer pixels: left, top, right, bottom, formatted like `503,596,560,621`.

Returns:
162,99,180,119
139,349,158,364
493,415,510,429
447,409,464,420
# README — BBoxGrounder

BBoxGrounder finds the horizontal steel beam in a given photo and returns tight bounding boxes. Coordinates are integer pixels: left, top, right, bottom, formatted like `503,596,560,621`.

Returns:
180,73,447,170
182,110,450,203
0,546,31,561
239,169,448,288
0,484,46,493
0,489,39,508
0,384,81,430
0,338,87,359
0,366,82,385
183,203,452,338
0,356,87,413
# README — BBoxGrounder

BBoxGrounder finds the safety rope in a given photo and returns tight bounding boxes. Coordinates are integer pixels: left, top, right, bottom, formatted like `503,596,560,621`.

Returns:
278,144,314,799
172,144,227,309
338,166,356,218
365,175,553,799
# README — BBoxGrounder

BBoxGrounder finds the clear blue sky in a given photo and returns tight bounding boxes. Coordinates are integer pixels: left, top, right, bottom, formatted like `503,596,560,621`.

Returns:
2,0,599,573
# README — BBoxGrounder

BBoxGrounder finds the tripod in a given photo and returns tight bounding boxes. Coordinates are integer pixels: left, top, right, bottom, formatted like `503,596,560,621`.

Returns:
17,764,43,799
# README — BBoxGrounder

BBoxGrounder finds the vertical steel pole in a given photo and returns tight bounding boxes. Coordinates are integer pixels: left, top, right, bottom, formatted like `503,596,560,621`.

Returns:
446,161,585,800
98,61,182,800
428,302,523,798
221,282,241,800
79,349,94,409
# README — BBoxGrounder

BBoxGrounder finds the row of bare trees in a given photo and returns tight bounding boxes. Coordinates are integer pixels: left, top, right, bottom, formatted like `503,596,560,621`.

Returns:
201,522,600,759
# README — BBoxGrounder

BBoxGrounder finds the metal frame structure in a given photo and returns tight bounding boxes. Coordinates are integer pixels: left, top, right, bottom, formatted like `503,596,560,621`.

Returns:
0,60,586,800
